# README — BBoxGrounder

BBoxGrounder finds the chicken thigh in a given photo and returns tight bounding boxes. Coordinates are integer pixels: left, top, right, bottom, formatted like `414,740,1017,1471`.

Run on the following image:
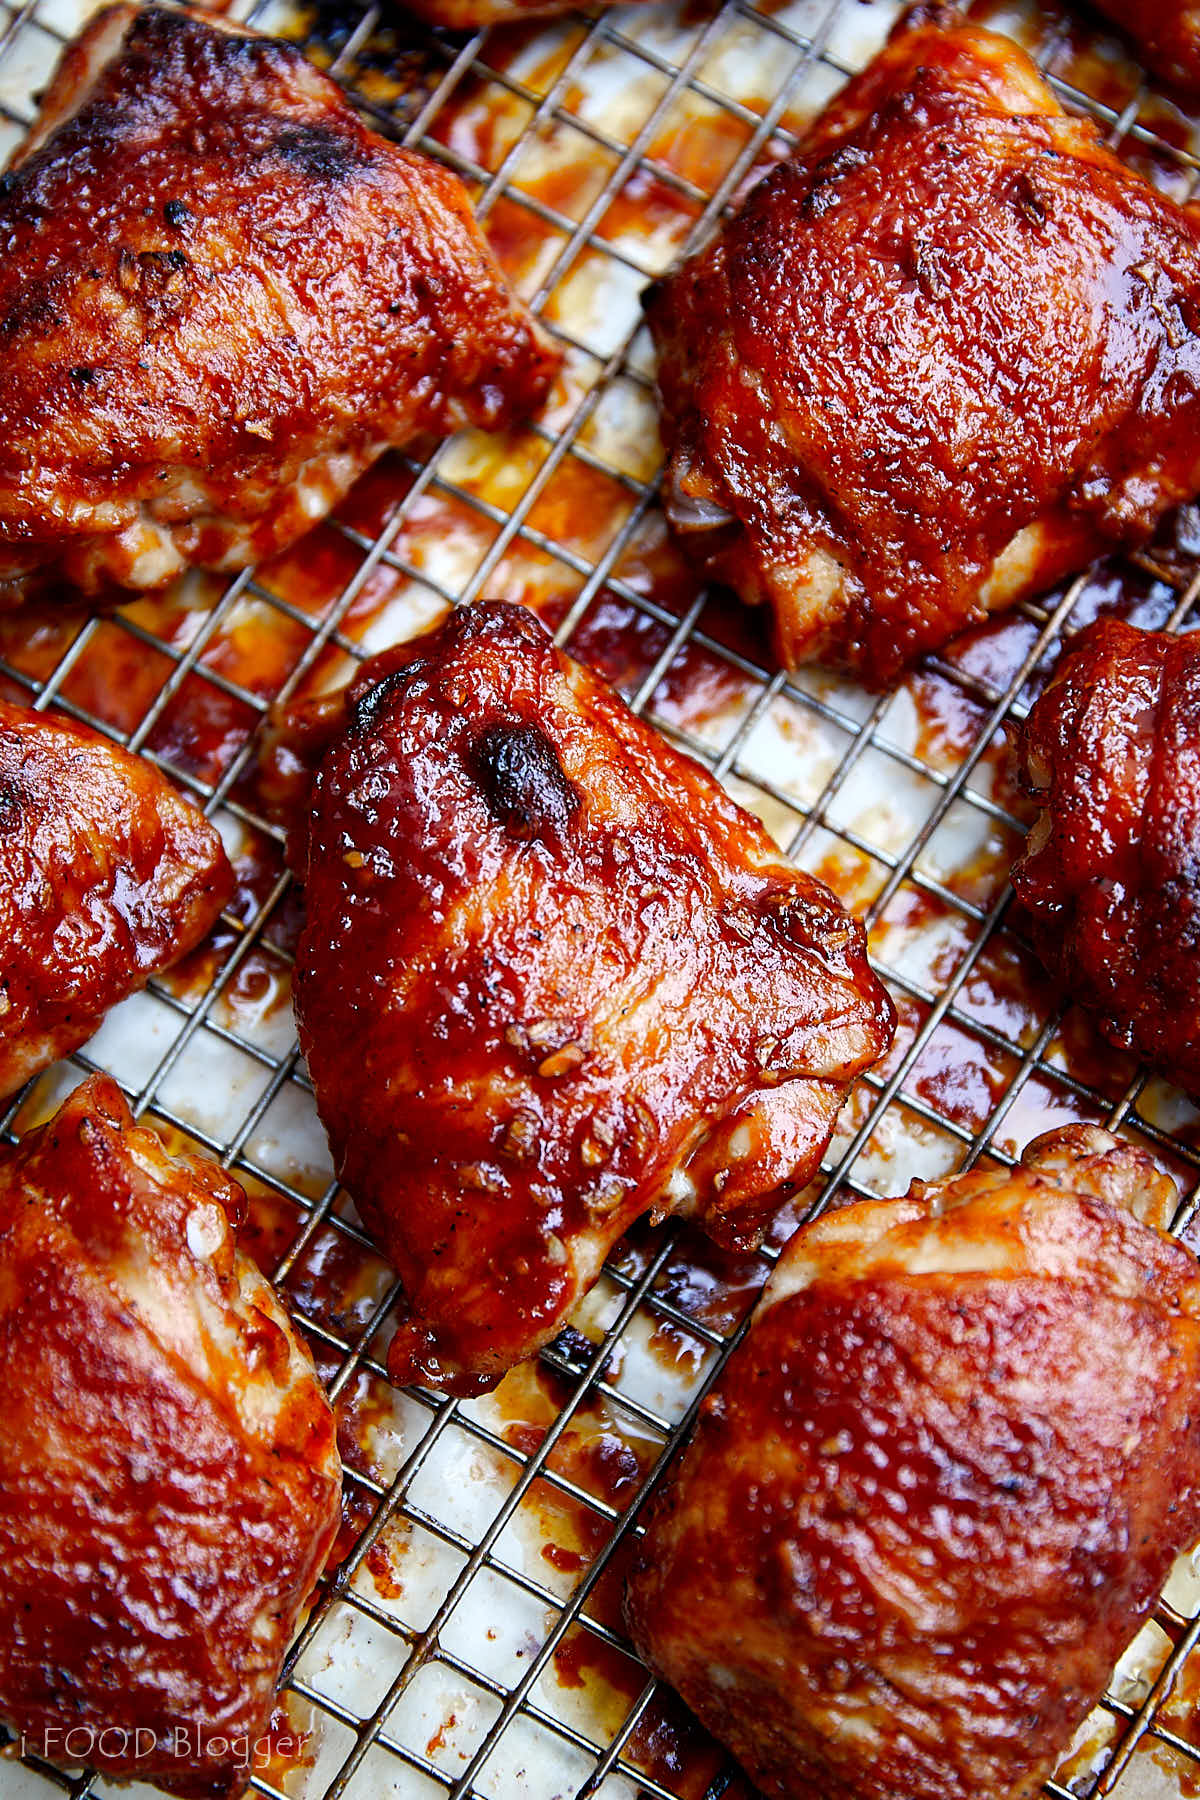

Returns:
0,5,557,605
291,601,895,1393
646,10,1200,684
1013,616,1200,1096
1091,0,1200,95
626,1125,1200,1800
0,697,231,1099
0,1075,342,1799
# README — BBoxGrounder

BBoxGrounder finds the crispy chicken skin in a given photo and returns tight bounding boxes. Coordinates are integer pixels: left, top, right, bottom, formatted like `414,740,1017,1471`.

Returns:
0,1075,342,1800
625,1125,1200,1800
1092,0,1200,95
0,5,557,605
289,601,894,1393
0,698,231,1098
645,10,1200,685
1013,617,1200,1096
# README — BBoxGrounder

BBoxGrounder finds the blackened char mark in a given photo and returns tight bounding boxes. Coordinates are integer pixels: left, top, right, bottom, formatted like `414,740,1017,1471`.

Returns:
0,777,25,834
349,667,419,738
273,122,365,182
468,722,579,843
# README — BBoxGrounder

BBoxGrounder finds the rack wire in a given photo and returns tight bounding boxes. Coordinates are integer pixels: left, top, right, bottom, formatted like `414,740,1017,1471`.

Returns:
2,0,1200,1792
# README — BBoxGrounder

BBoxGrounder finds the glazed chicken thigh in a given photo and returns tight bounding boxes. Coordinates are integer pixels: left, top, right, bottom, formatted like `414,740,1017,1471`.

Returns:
1013,617,1200,1096
0,697,231,1098
626,1125,1200,1800
0,1075,342,1799
646,10,1200,684
0,5,557,605
291,601,894,1393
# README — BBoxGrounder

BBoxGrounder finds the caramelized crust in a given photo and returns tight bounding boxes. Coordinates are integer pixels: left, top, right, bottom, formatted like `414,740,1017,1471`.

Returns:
1013,616,1200,1096
646,11,1200,685
626,1125,1200,1800
0,698,231,1098
0,5,557,605
291,601,894,1393
1092,0,1200,94
0,1075,342,1799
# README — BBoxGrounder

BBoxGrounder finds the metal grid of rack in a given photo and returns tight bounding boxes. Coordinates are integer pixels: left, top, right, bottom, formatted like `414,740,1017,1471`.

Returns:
2,0,1200,1791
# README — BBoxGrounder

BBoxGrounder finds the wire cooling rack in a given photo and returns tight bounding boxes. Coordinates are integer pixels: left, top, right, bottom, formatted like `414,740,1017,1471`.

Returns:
3,0,1200,1794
